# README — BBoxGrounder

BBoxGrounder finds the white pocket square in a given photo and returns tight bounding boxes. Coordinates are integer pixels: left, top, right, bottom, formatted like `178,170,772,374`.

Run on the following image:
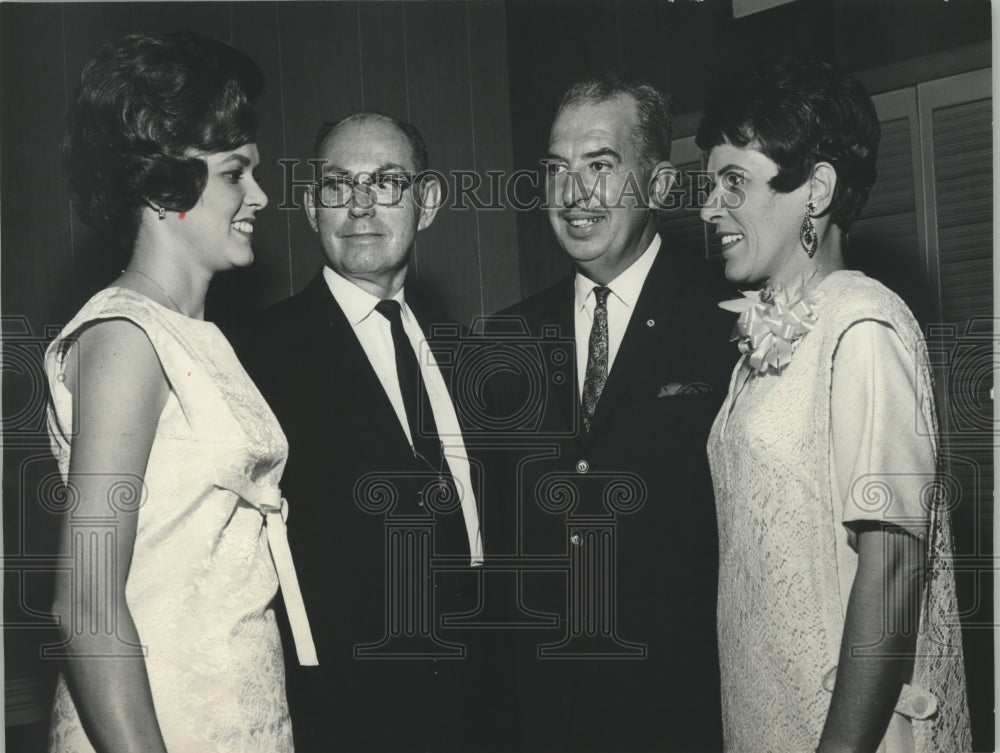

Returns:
658,382,712,397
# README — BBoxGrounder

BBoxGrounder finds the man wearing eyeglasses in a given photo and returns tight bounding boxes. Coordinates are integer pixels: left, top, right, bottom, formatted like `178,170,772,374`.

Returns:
235,113,484,753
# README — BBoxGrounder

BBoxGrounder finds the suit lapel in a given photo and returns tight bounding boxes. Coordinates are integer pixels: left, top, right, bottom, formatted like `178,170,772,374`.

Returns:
407,295,459,402
303,273,416,464
404,297,460,466
549,278,582,444
581,248,683,448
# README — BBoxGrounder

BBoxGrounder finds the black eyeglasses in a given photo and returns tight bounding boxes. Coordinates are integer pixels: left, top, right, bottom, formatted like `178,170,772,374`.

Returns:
315,171,416,208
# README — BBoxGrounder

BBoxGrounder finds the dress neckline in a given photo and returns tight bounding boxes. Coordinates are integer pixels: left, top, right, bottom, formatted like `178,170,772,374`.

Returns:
715,269,864,441
104,286,218,328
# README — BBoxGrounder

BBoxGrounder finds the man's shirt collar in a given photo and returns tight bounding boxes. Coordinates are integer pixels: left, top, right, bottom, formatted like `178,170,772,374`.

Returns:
574,233,661,311
323,266,405,326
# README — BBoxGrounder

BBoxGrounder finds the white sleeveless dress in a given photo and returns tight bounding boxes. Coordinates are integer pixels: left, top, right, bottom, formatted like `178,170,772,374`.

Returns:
45,288,294,752
707,271,971,753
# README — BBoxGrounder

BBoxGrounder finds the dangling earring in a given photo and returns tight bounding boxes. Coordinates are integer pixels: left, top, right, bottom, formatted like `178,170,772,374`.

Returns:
156,206,166,221
799,200,817,258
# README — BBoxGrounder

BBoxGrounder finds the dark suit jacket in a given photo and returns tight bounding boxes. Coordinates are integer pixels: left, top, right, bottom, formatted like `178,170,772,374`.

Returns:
233,272,485,753
487,245,735,753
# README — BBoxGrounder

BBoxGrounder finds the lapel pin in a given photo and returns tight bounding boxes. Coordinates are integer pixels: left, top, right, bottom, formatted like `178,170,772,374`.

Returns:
646,319,655,327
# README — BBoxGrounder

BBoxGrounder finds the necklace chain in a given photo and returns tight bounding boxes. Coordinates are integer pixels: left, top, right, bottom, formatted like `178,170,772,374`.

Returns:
124,269,184,314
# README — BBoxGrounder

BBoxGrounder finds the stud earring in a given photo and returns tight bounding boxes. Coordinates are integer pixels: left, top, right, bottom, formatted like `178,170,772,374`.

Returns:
799,200,817,258
156,206,166,221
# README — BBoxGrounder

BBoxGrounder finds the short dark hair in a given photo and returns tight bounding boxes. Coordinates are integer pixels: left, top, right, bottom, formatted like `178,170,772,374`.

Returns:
558,73,672,166
63,31,263,244
696,56,880,231
313,113,429,174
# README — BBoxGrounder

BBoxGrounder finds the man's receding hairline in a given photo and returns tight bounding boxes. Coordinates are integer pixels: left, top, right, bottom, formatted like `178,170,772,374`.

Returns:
556,91,639,118
552,94,646,159
316,114,420,169
318,113,404,148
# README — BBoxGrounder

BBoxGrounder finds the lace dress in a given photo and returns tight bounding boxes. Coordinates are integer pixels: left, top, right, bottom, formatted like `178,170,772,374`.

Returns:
707,271,971,753
45,288,294,753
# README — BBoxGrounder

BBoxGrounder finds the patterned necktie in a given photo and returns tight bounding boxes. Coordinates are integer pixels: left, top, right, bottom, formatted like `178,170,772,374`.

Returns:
581,285,610,433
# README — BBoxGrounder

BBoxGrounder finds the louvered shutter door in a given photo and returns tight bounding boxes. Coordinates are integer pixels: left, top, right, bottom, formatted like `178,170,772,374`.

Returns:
849,89,932,324
920,69,993,753
934,98,992,324
920,72,993,524
929,94,993,473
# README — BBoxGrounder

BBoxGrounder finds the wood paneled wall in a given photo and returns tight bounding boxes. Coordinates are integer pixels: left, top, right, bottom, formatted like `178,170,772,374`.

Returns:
504,0,991,297
1,1,519,726
1,1,520,335
2,0,991,745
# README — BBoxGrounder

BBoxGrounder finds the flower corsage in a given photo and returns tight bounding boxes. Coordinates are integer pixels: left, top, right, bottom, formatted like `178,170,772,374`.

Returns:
718,273,824,375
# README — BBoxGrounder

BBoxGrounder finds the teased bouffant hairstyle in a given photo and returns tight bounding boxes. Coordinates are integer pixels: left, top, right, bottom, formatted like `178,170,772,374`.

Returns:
696,56,879,231
558,72,673,167
313,112,429,174
62,31,263,244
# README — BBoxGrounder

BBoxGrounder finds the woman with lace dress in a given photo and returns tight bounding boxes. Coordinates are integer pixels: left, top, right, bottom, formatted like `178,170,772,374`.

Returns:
46,31,314,753
697,57,971,753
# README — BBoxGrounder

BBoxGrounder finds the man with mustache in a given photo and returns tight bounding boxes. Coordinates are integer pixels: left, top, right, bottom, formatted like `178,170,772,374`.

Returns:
236,113,483,752
494,73,733,751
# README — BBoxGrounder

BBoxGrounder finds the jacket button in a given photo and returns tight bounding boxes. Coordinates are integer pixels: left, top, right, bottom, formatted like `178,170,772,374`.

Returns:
576,459,590,474
570,533,582,546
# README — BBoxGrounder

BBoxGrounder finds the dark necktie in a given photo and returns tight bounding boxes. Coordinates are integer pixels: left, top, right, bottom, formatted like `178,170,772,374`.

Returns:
374,300,467,555
581,285,610,433
374,299,444,470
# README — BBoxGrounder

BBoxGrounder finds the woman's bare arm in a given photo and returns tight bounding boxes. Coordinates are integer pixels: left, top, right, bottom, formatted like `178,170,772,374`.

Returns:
53,319,170,753
817,526,924,753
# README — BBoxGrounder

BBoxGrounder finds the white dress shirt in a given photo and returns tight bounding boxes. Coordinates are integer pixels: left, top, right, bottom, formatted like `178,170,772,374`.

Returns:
574,234,661,398
322,266,483,563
